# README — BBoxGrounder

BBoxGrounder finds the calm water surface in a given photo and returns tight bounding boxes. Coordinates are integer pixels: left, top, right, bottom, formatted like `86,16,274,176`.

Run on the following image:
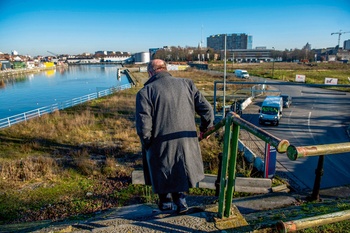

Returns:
0,64,129,119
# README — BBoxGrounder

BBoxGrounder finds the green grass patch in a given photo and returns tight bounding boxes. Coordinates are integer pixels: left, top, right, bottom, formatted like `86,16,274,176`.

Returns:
0,171,95,224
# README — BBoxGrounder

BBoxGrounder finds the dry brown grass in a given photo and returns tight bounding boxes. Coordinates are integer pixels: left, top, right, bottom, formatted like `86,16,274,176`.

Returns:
0,88,141,185
0,156,58,184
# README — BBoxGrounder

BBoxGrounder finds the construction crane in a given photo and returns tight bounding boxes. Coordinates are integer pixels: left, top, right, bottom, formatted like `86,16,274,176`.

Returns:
331,30,350,48
47,51,59,57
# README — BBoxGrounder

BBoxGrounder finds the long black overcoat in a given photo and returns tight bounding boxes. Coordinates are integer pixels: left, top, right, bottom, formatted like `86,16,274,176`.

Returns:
135,71,214,194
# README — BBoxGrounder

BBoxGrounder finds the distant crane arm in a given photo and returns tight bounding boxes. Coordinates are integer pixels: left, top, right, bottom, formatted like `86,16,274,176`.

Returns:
331,30,350,47
47,51,58,57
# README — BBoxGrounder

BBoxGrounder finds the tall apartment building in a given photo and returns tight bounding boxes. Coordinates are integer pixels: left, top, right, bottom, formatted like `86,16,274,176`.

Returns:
207,33,252,51
344,39,350,50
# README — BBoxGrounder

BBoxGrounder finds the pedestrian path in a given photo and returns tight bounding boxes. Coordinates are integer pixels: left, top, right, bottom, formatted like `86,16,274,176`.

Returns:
1,186,349,232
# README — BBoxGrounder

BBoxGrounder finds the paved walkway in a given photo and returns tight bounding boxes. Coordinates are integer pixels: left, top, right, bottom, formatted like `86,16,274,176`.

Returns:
2,186,349,233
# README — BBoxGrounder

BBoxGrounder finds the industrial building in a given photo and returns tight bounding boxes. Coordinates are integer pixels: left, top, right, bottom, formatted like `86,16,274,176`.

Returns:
134,52,150,64
222,49,276,63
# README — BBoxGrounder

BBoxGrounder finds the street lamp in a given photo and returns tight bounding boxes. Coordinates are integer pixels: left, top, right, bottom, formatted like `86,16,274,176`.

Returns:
222,34,227,119
272,47,275,78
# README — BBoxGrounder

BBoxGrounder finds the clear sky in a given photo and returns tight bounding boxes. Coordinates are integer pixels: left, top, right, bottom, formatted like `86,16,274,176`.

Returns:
1,0,350,57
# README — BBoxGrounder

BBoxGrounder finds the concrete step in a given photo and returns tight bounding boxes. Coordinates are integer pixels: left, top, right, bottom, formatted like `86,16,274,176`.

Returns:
132,170,272,194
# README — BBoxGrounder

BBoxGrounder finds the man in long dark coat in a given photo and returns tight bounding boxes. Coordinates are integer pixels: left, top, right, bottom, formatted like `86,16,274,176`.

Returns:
135,59,214,213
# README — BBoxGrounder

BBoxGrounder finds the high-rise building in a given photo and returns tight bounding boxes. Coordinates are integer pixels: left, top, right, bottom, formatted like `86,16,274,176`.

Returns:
344,39,350,50
303,43,312,51
207,33,252,50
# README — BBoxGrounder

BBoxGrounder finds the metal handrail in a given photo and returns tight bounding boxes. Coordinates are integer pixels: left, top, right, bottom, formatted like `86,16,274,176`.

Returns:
201,111,350,219
287,142,350,160
201,111,291,219
286,142,350,201
0,83,132,129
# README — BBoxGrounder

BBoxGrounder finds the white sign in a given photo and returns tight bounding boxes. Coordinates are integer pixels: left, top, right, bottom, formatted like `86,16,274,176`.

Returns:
295,74,306,82
324,77,338,85
166,64,179,71
139,66,147,72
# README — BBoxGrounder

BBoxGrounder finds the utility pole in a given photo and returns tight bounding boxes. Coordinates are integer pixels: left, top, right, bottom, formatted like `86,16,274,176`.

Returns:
331,30,350,48
222,34,227,119
200,25,203,49
272,47,275,78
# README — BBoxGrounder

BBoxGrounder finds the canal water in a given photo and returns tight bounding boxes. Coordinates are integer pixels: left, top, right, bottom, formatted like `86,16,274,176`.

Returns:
0,64,129,119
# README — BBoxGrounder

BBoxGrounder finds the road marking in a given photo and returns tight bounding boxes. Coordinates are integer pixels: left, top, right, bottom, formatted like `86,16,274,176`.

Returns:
308,111,317,144
288,109,302,145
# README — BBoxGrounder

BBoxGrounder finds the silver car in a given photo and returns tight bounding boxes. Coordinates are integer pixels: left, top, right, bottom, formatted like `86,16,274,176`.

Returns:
280,94,292,108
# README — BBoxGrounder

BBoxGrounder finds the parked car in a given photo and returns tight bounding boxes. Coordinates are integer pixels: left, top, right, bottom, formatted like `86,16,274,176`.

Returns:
280,94,292,108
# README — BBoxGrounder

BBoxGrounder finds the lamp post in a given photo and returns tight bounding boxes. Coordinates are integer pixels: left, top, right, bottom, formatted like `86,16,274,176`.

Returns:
272,47,275,78
222,34,227,119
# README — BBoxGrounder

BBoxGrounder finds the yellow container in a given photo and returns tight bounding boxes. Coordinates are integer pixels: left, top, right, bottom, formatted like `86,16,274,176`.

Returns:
44,62,55,67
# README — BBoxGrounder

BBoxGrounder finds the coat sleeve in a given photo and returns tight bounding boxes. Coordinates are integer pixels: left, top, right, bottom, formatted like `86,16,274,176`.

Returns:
192,81,214,132
135,91,153,149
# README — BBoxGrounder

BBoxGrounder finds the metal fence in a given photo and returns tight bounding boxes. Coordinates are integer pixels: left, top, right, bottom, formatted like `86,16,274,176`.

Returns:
0,83,132,129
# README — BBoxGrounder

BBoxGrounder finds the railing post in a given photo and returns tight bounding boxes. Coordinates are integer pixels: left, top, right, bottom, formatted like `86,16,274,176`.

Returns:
224,120,240,217
217,116,231,218
309,155,325,201
215,153,222,197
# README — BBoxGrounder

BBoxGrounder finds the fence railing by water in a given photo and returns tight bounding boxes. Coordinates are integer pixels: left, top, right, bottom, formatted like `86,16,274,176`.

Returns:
0,83,132,129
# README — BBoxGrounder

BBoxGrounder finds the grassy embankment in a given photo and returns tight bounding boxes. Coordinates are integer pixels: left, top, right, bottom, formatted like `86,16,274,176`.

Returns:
211,61,350,84
0,62,349,232
0,68,226,225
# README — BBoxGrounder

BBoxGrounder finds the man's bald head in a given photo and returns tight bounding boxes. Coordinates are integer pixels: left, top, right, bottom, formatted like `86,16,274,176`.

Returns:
147,59,167,77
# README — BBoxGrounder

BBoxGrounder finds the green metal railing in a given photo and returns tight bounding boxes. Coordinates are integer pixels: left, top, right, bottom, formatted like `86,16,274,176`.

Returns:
201,111,290,219
201,111,350,219
287,143,350,201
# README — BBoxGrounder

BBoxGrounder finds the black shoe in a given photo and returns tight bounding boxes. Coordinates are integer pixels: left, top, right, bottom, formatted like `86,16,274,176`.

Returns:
158,193,174,211
159,202,175,211
173,193,189,214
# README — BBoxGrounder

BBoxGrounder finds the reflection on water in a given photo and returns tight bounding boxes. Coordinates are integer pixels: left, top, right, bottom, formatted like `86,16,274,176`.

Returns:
0,64,128,119
45,69,56,77
0,80,5,88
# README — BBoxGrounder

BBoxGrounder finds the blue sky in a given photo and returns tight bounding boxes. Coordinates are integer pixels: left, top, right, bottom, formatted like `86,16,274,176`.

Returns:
1,0,349,56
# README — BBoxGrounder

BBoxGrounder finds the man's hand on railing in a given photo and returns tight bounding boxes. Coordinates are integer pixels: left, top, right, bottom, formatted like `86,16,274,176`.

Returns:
199,126,215,140
199,131,209,140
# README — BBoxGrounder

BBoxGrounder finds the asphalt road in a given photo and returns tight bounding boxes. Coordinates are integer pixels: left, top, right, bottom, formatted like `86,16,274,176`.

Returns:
243,78,350,191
